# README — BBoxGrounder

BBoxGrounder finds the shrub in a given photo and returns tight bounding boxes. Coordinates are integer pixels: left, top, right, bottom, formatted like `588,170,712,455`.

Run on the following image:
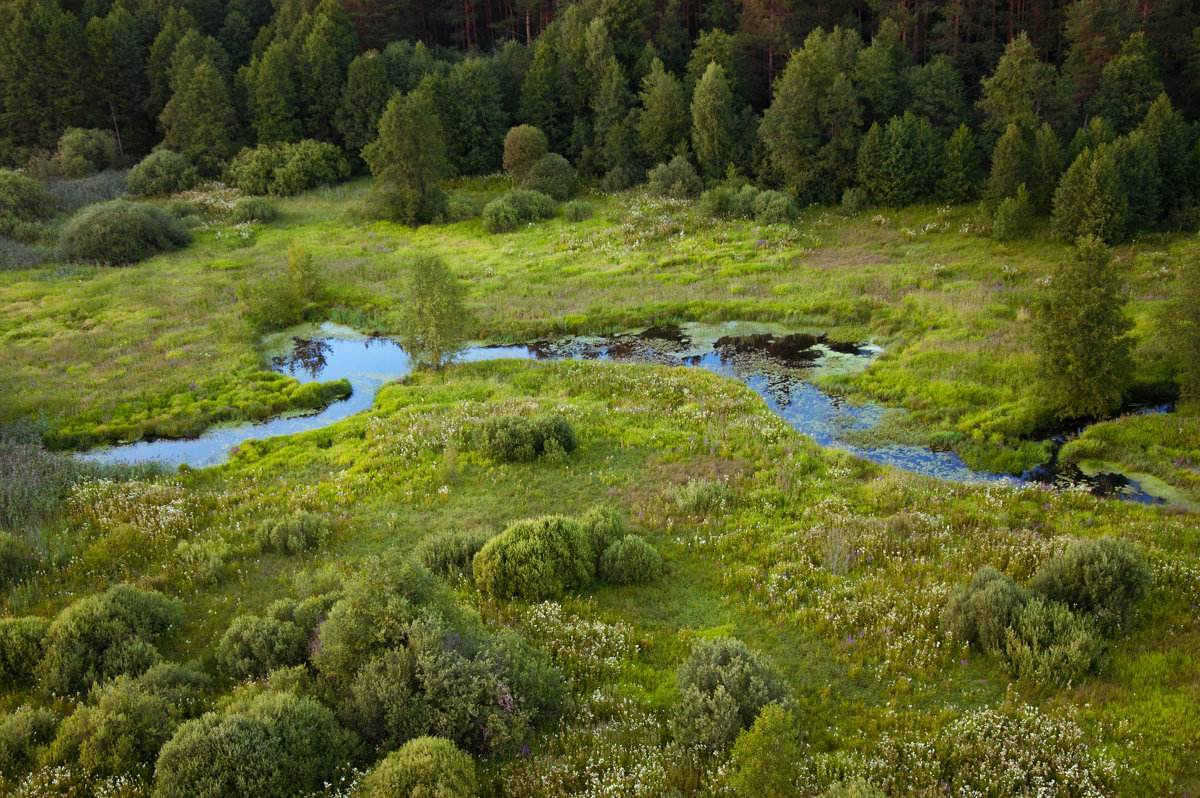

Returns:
415,528,493,580
0,616,50,686
578,506,627,562
1031,537,1152,632
821,781,886,798
58,200,191,265
991,183,1033,240
1002,596,1107,685
841,186,867,213
698,187,731,217
38,584,184,695
239,243,327,331
473,516,595,601
153,691,355,798
752,189,798,224
0,238,53,268
444,193,478,222
217,615,308,679
503,125,548,183
0,531,37,587
505,189,557,221
721,704,807,797
670,637,788,751
256,510,331,554
523,153,574,200
126,151,199,197
230,197,275,224
563,199,593,222
268,593,339,636
599,534,665,585
0,707,57,779
164,199,198,219
475,414,577,462
225,140,348,197
601,164,635,192
41,169,132,213
942,566,1030,653
647,156,702,198
48,128,120,177
357,737,477,798
0,169,57,237
481,197,518,233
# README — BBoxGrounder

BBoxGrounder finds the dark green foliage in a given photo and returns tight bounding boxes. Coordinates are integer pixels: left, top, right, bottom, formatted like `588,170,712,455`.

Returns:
637,58,688,166
245,39,303,144
474,414,577,462
0,616,50,686
396,254,469,370
647,155,702,198
256,510,331,554
1035,236,1133,419
503,125,549,183
579,506,628,563
38,584,184,695
0,531,37,588
482,190,557,233
699,184,796,224
691,61,737,179
878,112,940,206
670,637,788,751
159,57,238,177
1002,596,1107,685
415,528,493,580
48,664,210,777
0,169,58,240
230,197,276,224
58,200,191,265
336,52,394,161
441,58,509,175
991,184,1033,240
523,153,574,200
852,20,910,125
1028,123,1064,213
482,198,519,233
938,124,981,204
226,140,348,197
444,193,478,222
563,200,594,221
217,615,308,679
599,534,664,584
363,88,448,225
906,55,968,134
127,151,199,198
1089,33,1162,136
1031,537,1152,632
473,516,595,601
1137,93,1194,223
986,123,1033,207
0,706,57,779
356,737,477,798
978,33,1071,136
153,691,355,798
48,128,121,177
1052,145,1129,243
942,566,1031,652
1110,132,1160,232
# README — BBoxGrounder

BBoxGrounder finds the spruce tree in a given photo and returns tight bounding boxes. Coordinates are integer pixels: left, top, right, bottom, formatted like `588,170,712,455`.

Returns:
1052,145,1129,244
985,123,1033,207
592,56,635,174
880,112,939,207
1029,123,1063,214
979,32,1070,136
144,9,195,124
248,39,303,143
637,58,688,165
159,56,238,176
519,37,564,148
855,122,886,202
443,58,508,176
906,55,968,136
852,20,909,125
937,124,980,204
1111,132,1160,233
362,87,448,225
691,62,736,180
1090,33,1162,135
1137,94,1193,222
336,53,394,166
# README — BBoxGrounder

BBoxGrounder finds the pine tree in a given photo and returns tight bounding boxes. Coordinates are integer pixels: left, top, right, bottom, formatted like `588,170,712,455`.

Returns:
1051,145,1129,243
592,57,635,174
1029,123,1062,214
159,56,238,176
985,123,1033,207
938,124,981,204
248,39,303,144
1136,93,1193,222
880,112,939,207
144,8,195,124
979,33,1070,136
637,58,688,165
1090,33,1163,135
336,52,394,164
362,87,449,225
691,62,736,180
86,7,150,156
852,20,909,125
1035,236,1132,420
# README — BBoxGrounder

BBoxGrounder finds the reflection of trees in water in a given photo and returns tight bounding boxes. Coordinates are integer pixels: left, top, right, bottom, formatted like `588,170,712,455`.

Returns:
272,338,332,378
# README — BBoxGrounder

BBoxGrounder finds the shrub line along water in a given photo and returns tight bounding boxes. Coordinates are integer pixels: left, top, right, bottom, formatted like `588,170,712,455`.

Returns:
78,321,1175,505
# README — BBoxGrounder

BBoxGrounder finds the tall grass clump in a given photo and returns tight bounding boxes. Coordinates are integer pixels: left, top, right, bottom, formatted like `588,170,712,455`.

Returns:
58,200,190,264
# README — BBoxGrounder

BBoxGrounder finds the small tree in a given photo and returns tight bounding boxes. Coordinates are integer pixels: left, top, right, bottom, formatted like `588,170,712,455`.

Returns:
691,61,736,180
397,254,469,370
362,87,448,225
1052,145,1129,243
937,124,980,204
503,124,549,182
1035,236,1133,420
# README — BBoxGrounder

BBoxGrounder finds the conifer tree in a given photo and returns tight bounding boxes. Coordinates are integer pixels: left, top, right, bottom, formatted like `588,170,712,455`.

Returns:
1029,123,1063,214
519,37,564,148
985,123,1033,207
1090,33,1162,135
144,9,195,124
593,56,636,174
362,87,448,225
159,56,238,175
637,58,688,165
906,55,968,136
1052,145,1129,243
442,58,508,176
938,124,981,204
248,39,303,143
855,122,886,202
691,62,736,180
1110,132,1160,232
1137,94,1193,222
852,20,909,125
880,112,939,206
336,53,394,164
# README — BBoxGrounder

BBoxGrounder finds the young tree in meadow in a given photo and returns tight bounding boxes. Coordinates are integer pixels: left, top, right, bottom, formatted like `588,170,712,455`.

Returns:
1028,123,1063,214
985,123,1032,207
398,254,470,370
362,87,448,225
1052,145,1128,243
637,58,688,165
159,56,238,176
335,53,394,162
937,124,981,204
1035,236,1132,420
691,62,737,179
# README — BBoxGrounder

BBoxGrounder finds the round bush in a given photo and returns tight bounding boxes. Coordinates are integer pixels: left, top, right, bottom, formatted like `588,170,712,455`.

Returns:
578,506,627,561
1031,537,1152,632
0,706,57,779
217,615,308,679
0,169,57,233
698,187,731,217
481,198,518,233
226,140,348,197
942,566,1030,653
752,190,798,224
230,197,275,224
357,737,477,798
599,534,664,585
647,155,702,198
0,616,50,687
59,200,191,265
256,510,331,554
522,153,574,201
503,125,548,183
475,414,577,462
49,128,120,177
601,165,634,192
126,151,199,197
563,200,593,222
473,516,595,601
504,189,556,221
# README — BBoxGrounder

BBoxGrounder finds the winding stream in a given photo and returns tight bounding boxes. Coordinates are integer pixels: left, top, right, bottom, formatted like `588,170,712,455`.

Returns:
79,321,1174,505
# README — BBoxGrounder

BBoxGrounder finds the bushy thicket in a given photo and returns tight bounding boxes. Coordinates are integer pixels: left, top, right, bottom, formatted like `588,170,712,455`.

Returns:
699,184,799,224
217,615,308,680
256,510,331,554
0,616,50,686
474,413,577,462
578,506,628,566
563,199,593,221
230,196,275,224
0,706,57,780
523,153,574,200
481,189,557,233
670,637,789,751
239,244,327,330
647,156,703,198
358,737,477,798
126,151,198,197
415,527,493,579
0,169,57,242
1030,537,1152,632
599,534,665,585
47,128,121,177
503,125,548,183
444,193,479,222
37,584,184,695
473,516,595,601
58,200,191,265
225,140,349,197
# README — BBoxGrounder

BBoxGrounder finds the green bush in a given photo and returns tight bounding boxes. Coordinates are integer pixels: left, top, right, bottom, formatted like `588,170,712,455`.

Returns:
38,584,184,695
444,193,478,222
821,780,886,798
752,189,798,224
356,737,477,798
698,187,731,217
256,510,331,554
0,169,57,240
523,153,574,200
126,151,199,197
505,189,557,220
601,164,635,192
0,531,37,587
225,140,349,197
267,593,339,636
481,197,518,233
48,128,120,177
0,616,50,686
578,506,627,563
670,637,789,751
153,691,355,798
1031,537,1152,632
563,200,593,222
991,184,1033,240
599,534,665,585
942,566,1030,653
239,243,327,331
217,615,308,680
473,516,595,601
474,414,578,462
164,199,197,219
230,197,275,224
415,528,493,580
0,706,57,779
721,703,808,797
58,200,191,265
1002,596,1107,685
647,155,703,198
503,125,548,183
